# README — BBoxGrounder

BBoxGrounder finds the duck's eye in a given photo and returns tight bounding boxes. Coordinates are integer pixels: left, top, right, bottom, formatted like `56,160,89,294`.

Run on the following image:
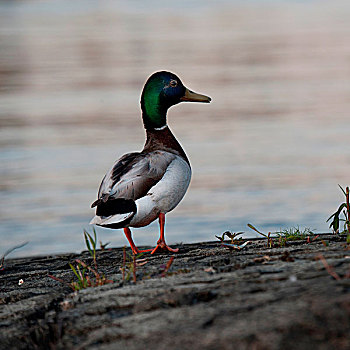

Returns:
169,80,177,87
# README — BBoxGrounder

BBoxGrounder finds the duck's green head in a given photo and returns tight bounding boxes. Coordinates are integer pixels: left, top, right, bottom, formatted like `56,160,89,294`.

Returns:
140,71,211,130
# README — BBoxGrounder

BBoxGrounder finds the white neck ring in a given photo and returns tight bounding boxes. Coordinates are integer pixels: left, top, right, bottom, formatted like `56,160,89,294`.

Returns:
154,124,168,131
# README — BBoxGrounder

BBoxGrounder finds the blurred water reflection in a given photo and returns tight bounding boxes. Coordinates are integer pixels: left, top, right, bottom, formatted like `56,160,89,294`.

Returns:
1,0,350,257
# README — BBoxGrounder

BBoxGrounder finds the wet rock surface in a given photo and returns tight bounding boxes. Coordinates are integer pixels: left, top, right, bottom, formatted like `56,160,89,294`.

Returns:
1,235,349,350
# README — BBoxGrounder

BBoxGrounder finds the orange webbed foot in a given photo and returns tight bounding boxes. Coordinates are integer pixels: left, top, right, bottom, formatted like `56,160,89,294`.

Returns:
130,247,153,255
151,240,179,254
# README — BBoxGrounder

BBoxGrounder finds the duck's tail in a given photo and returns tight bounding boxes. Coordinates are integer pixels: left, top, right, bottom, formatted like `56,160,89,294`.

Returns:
90,197,136,229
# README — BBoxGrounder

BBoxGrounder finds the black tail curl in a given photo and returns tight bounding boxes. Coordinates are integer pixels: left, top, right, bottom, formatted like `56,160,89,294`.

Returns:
91,197,137,217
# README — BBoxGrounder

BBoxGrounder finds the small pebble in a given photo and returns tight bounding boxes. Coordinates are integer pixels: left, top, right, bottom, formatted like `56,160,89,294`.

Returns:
289,275,297,282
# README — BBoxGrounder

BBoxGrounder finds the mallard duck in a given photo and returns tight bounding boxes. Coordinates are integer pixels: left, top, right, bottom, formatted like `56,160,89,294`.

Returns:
90,71,211,254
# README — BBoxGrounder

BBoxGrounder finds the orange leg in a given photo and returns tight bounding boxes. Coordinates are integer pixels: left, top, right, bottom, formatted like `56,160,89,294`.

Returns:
151,213,179,254
123,227,152,255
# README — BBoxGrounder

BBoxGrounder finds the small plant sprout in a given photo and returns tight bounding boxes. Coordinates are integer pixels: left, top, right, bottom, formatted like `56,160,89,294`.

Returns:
72,259,113,290
49,259,113,291
247,224,317,248
327,185,350,234
99,241,110,251
316,254,350,280
276,226,315,239
0,242,28,271
120,247,147,283
215,231,249,250
216,231,244,244
49,229,113,291
247,224,274,248
69,260,88,290
161,256,175,277
84,228,98,269
307,235,319,244
276,227,317,246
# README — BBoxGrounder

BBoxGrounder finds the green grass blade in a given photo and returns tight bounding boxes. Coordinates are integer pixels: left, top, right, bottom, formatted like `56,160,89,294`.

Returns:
92,227,97,250
326,212,336,222
88,231,95,250
338,184,346,196
247,224,267,238
337,203,347,213
330,217,339,231
215,234,224,242
83,230,93,255
69,263,82,282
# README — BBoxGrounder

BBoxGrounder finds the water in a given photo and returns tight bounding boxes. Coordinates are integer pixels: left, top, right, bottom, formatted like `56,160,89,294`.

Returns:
1,0,350,257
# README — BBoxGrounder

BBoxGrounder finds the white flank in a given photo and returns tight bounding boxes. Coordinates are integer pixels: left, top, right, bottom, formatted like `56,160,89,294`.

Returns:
90,212,134,226
150,156,191,212
129,156,191,226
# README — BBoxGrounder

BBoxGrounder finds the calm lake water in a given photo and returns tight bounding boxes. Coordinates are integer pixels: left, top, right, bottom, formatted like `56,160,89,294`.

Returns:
1,0,350,257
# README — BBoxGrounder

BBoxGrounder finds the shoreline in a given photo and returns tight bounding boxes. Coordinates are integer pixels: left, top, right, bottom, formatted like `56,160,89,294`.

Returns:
1,234,349,349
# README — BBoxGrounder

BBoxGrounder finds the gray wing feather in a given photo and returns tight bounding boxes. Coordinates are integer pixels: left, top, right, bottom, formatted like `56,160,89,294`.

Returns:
98,151,176,201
